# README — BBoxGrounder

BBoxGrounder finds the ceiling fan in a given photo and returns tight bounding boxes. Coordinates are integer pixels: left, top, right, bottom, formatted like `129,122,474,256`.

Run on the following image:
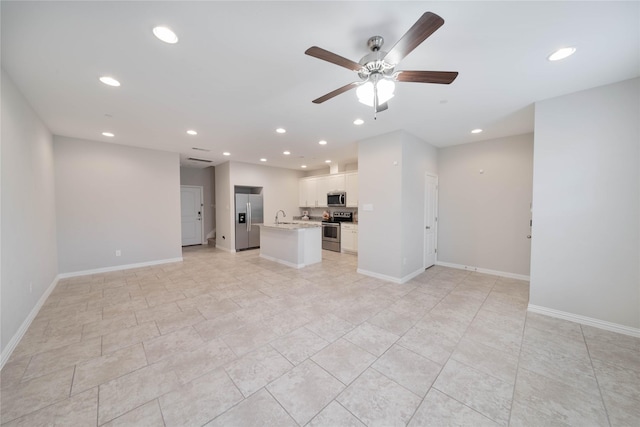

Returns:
305,12,458,117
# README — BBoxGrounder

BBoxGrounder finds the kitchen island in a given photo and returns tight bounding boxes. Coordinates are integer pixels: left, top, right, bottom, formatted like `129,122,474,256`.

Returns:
258,222,322,268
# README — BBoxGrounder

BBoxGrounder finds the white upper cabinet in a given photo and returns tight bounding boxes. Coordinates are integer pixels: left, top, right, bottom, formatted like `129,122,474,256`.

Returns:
345,172,358,207
314,177,330,208
325,174,346,192
299,177,318,207
299,173,350,207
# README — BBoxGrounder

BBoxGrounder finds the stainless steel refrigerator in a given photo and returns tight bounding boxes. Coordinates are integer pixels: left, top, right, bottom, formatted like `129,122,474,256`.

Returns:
235,193,263,251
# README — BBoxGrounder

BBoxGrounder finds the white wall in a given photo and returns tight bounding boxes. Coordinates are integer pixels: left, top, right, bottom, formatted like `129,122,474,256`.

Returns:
214,162,231,251
358,130,438,282
215,161,302,251
54,136,182,273
1,69,58,356
530,78,639,329
180,166,215,239
438,134,534,277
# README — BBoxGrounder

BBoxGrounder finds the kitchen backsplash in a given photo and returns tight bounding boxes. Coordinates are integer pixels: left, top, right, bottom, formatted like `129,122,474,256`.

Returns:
297,207,358,222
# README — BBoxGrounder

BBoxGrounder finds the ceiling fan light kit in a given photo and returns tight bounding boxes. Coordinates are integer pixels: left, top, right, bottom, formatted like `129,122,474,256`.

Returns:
305,11,458,117
356,77,395,107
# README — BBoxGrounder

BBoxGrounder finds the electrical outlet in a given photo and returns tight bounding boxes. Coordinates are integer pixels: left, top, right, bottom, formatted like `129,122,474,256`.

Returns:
115,250,121,256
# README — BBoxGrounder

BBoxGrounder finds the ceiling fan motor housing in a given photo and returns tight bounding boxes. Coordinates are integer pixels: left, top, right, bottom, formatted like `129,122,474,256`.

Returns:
359,37,396,80
367,35,384,51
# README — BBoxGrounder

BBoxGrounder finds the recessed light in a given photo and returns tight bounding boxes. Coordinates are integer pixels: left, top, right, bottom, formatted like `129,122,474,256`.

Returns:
548,47,576,61
283,151,291,155
102,132,114,137
325,160,331,163
319,140,327,145
153,26,178,44
471,129,483,134
99,76,120,87
223,152,231,156
301,165,307,168
353,119,364,125
260,158,267,162
186,130,198,136
276,128,286,134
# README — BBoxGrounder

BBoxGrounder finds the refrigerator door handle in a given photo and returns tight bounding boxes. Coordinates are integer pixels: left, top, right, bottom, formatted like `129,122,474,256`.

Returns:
247,202,251,232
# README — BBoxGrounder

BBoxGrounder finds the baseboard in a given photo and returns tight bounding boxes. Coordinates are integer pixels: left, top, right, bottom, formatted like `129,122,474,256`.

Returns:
259,254,304,269
527,305,640,338
435,261,530,281
357,268,401,284
57,257,183,279
401,267,427,284
356,267,424,284
1,275,60,369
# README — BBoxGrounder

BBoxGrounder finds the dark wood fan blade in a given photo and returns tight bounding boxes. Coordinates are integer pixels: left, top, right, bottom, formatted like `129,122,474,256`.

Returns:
312,82,359,104
396,70,458,84
384,12,445,65
305,46,363,72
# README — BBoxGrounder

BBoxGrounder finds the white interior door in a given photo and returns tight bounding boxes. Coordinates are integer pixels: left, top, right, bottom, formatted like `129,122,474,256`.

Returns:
424,174,438,268
181,186,203,246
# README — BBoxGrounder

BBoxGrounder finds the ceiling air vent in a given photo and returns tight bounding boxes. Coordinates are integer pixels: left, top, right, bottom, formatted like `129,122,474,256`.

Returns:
191,147,210,152
187,157,212,163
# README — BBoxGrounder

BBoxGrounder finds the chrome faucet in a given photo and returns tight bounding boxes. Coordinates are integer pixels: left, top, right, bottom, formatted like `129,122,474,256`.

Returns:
275,209,286,224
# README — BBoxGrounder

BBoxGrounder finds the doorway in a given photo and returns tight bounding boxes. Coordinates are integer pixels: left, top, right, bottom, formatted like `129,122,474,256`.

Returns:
424,174,438,268
181,185,204,246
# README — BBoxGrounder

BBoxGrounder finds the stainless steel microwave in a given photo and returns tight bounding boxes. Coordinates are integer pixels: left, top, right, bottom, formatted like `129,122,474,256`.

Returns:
327,191,346,207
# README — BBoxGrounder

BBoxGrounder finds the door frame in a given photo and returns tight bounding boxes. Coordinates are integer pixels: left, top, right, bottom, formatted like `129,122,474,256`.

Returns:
424,173,439,269
180,185,204,246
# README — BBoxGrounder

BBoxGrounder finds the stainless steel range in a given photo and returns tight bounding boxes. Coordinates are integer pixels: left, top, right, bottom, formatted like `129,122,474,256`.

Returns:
322,211,353,252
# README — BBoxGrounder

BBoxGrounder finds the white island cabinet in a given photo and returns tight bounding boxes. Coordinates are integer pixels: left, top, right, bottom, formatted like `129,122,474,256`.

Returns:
258,223,322,268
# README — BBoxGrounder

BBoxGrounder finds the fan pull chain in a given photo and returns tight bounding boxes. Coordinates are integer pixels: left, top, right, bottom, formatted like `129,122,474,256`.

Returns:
373,80,378,120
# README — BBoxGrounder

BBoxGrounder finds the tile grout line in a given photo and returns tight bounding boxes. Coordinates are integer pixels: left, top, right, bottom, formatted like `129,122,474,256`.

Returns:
264,386,300,426
581,324,613,427
506,307,529,426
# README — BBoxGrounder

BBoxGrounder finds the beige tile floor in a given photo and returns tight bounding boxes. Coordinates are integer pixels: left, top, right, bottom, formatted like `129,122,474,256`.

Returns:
1,246,639,426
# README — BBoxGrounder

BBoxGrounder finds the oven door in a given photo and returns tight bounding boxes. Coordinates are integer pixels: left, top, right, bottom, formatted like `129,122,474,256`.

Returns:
322,222,341,252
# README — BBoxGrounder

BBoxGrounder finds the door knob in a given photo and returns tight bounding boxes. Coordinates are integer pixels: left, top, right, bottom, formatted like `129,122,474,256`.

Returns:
526,235,531,239
426,226,431,230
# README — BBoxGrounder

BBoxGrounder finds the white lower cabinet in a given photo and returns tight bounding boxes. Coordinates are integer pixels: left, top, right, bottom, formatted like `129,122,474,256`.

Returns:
341,223,358,254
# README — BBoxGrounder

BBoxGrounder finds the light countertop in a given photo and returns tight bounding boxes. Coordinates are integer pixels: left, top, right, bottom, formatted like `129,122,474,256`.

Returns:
257,222,322,230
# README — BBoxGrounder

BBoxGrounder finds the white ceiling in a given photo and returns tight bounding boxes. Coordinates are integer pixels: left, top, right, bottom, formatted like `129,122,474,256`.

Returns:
2,1,638,171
